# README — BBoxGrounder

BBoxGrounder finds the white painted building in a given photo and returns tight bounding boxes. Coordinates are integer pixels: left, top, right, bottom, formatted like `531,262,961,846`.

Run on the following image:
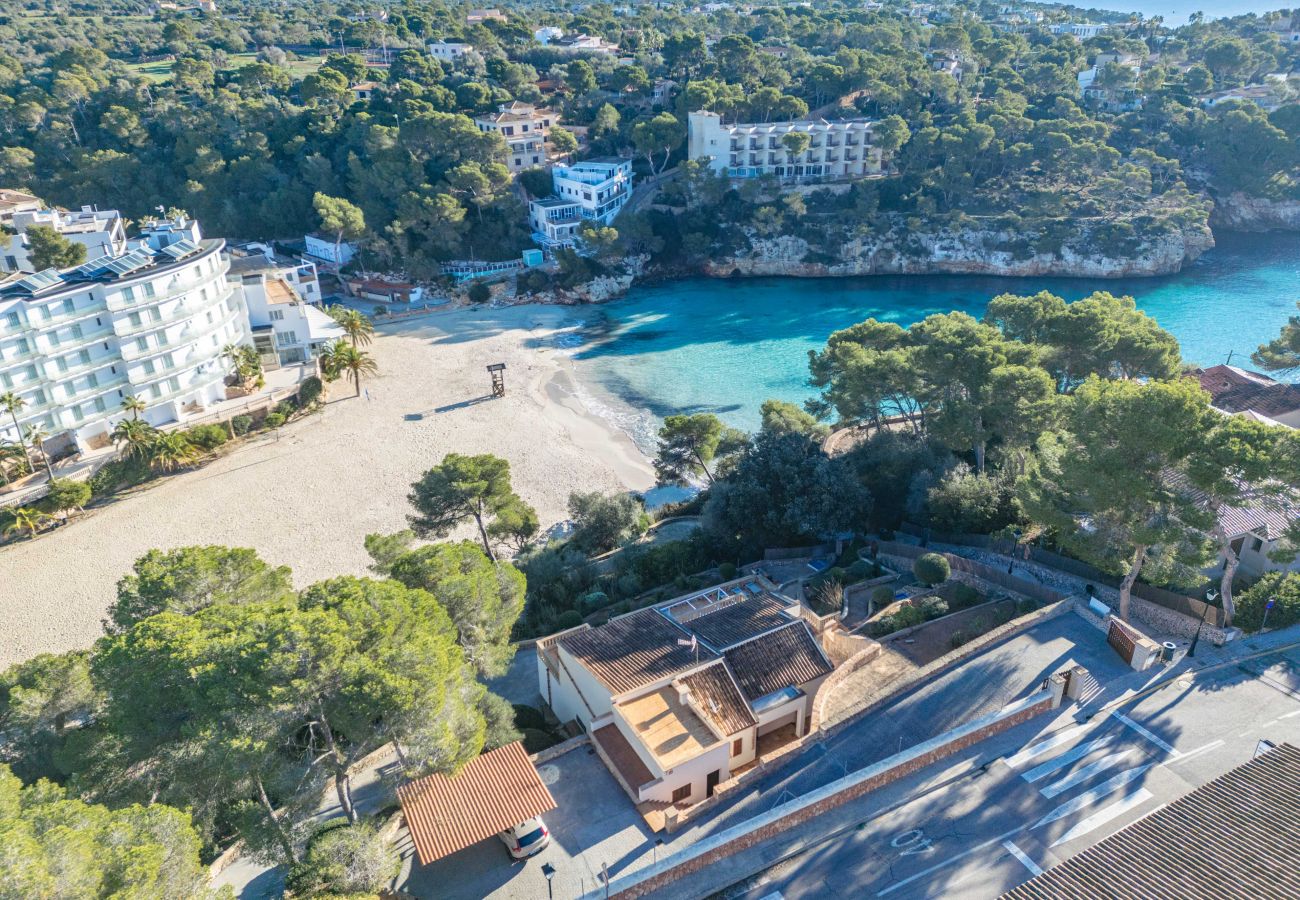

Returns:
550,33,619,54
474,101,558,173
303,233,357,268
528,158,633,249
688,110,884,182
0,189,41,226
537,577,834,806
0,217,248,451
228,245,343,367
1050,22,1108,39
534,25,563,44
427,40,473,62
1,206,128,274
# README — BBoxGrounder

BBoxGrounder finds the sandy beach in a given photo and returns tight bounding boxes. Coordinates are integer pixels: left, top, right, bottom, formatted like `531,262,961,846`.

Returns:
0,304,655,669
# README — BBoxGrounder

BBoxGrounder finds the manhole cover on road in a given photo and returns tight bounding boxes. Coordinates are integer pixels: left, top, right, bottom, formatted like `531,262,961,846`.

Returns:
538,764,561,785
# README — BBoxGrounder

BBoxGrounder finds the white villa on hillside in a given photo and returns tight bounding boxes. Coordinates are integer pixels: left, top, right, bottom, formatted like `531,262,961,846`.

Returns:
474,101,558,173
0,216,248,452
228,245,343,368
537,576,834,807
427,40,473,62
528,158,633,249
1,206,128,274
688,111,884,182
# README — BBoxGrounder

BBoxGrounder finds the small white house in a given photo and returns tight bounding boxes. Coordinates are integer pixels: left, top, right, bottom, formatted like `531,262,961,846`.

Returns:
428,40,473,62
303,233,356,268
527,158,633,249
229,245,342,367
534,26,563,44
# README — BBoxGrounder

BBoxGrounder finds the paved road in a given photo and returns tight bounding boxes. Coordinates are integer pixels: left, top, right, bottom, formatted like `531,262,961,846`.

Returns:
676,613,1134,845
727,642,1300,900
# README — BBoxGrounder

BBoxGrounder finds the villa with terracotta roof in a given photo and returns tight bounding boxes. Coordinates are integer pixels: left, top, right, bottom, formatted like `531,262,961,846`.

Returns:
1196,364,1300,429
536,575,834,808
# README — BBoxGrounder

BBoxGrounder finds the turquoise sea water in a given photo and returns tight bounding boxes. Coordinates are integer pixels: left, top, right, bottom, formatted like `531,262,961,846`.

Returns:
569,232,1300,440
1093,0,1290,24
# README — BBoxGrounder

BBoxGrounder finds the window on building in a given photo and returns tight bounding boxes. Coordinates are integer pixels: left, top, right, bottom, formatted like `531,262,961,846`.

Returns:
149,308,161,323
39,306,51,321
73,403,84,420
142,282,156,297
70,323,82,339
47,332,60,348
79,349,90,365
1251,537,1264,552
0,373,10,388
121,286,136,303
31,389,44,405
270,309,285,321
671,785,691,803
62,298,75,314
4,256,16,270
25,364,36,380
282,330,298,344
732,738,743,756
149,384,161,399
136,337,148,352
5,312,18,329
15,337,28,354
94,397,106,413
167,377,180,393
56,357,69,373
142,359,155,375
128,311,143,327
87,372,98,388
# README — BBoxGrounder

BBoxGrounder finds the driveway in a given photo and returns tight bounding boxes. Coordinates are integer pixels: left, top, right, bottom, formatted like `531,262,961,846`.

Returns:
397,743,659,899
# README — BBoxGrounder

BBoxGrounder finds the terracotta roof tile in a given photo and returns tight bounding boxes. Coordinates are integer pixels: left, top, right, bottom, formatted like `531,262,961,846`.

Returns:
724,621,833,702
558,608,717,695
396,741,556,865
593,722,655,791
1001,742,1300,899
676,662,757,736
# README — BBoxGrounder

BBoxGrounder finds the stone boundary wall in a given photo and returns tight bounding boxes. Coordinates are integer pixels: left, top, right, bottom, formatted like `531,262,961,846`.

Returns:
596,689,1060,900
530,734,590,765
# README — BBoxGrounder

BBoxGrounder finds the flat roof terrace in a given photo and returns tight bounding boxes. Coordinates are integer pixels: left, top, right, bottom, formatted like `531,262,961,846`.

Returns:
617,685,720,771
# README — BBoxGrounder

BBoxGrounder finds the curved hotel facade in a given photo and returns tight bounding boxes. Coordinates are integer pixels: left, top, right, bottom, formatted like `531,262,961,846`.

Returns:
0,218,248,452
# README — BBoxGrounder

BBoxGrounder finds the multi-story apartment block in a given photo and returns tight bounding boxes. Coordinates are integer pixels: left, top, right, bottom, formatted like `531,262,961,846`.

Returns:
1,206,128,274
527,158,633,249
688,111,885,182
228,244,344,368
474,101,558,173
0,217,249,452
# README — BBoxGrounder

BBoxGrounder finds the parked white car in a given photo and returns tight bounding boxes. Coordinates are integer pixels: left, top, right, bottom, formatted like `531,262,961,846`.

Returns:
499,816,551,859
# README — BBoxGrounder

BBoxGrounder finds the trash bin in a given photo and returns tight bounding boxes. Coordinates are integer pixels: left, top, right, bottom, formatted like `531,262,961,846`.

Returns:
1161,641,1177,663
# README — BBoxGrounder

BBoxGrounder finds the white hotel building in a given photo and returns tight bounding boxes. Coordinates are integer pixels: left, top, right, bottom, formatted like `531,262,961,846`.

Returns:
0,217,248,452
688,110,884,182
527,157,633,249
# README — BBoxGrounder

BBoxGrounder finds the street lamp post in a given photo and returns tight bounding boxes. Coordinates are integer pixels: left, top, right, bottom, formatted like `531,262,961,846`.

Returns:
541,863,556,900
1262,598,1276,632
1190,589,1218,658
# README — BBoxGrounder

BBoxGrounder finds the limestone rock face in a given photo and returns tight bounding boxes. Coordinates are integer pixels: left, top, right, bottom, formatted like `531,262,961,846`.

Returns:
703,222,1215,279
1211,193,1300,231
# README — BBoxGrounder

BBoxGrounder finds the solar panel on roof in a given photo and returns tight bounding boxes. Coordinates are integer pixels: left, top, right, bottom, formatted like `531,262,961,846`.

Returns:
69,253,116,279
13,269,64,293
158,239,200,260
103,249,155,277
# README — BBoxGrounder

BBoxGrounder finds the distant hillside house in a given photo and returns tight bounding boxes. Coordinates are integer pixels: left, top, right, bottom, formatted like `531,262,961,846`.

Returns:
1,206,127,275
550,33,619,55
1050,22,1107,39
466,7,506,22
427,40,473,62
0,189,43,226
474,101,558,173
303,233,357,268
527,158,632,249
688,110,884,183
350,81,379,102
1196,364,1300,429
534,25,563,44
536,576,834,807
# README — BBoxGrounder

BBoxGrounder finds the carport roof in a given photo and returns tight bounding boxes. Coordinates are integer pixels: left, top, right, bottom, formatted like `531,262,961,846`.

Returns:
1001,742,1300,899
397,741,557,865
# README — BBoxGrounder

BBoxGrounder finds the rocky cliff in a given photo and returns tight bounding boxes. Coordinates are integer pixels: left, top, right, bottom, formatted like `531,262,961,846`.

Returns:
702,222,1215,279
1211,193,1300,231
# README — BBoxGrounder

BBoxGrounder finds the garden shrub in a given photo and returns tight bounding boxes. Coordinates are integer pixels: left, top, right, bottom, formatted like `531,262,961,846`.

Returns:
1234,572,1300,632
949,630,971,650
871,585,896,609
1015,598,1039,618
718,561,737,580
297,375,323,407
274,398,297,417
373,304,388,316
231,414,253,436
512,704,546,731
581,590,609,611
264,412,286,428
920,597,949,620
950,582,982,610
88,456,151,497
894,603,925,629
522,728,558,754
467,281,491,304
556,609,584,630
867,615,897,638
184,423,228,451
844,559,874,582
913,552,951,586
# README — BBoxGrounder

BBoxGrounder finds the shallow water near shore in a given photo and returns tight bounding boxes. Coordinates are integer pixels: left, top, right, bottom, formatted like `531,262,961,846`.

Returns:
568,231,1300,438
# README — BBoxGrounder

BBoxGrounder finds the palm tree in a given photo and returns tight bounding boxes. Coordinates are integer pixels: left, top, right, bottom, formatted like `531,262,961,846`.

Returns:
22,424,54,480
121,395,147,421
4,506,53,540
147,431,198,473
323,341,379,397
0,442,28,485
328,306,375,347
112,418,156,460
0,391,32,474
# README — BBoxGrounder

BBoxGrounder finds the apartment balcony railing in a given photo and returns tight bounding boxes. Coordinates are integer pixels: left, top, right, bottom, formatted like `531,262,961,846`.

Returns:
118,295,240,363
41,323,115,353
105,256,229,313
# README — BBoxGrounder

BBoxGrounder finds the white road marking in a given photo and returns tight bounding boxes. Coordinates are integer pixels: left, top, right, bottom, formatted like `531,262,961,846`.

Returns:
1111,712,1178,757
1049,790,1155,847
1163,740,1225,766
1040,750,1136,799
1005,723,1094,769
1278,709,1300,720
876,826,1026,896
1033,765,1153,829
1020,735,1117,784
1001,840,1043,876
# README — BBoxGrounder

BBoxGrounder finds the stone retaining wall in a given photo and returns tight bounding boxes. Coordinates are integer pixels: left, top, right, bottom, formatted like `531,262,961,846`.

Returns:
598,688,1061,899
